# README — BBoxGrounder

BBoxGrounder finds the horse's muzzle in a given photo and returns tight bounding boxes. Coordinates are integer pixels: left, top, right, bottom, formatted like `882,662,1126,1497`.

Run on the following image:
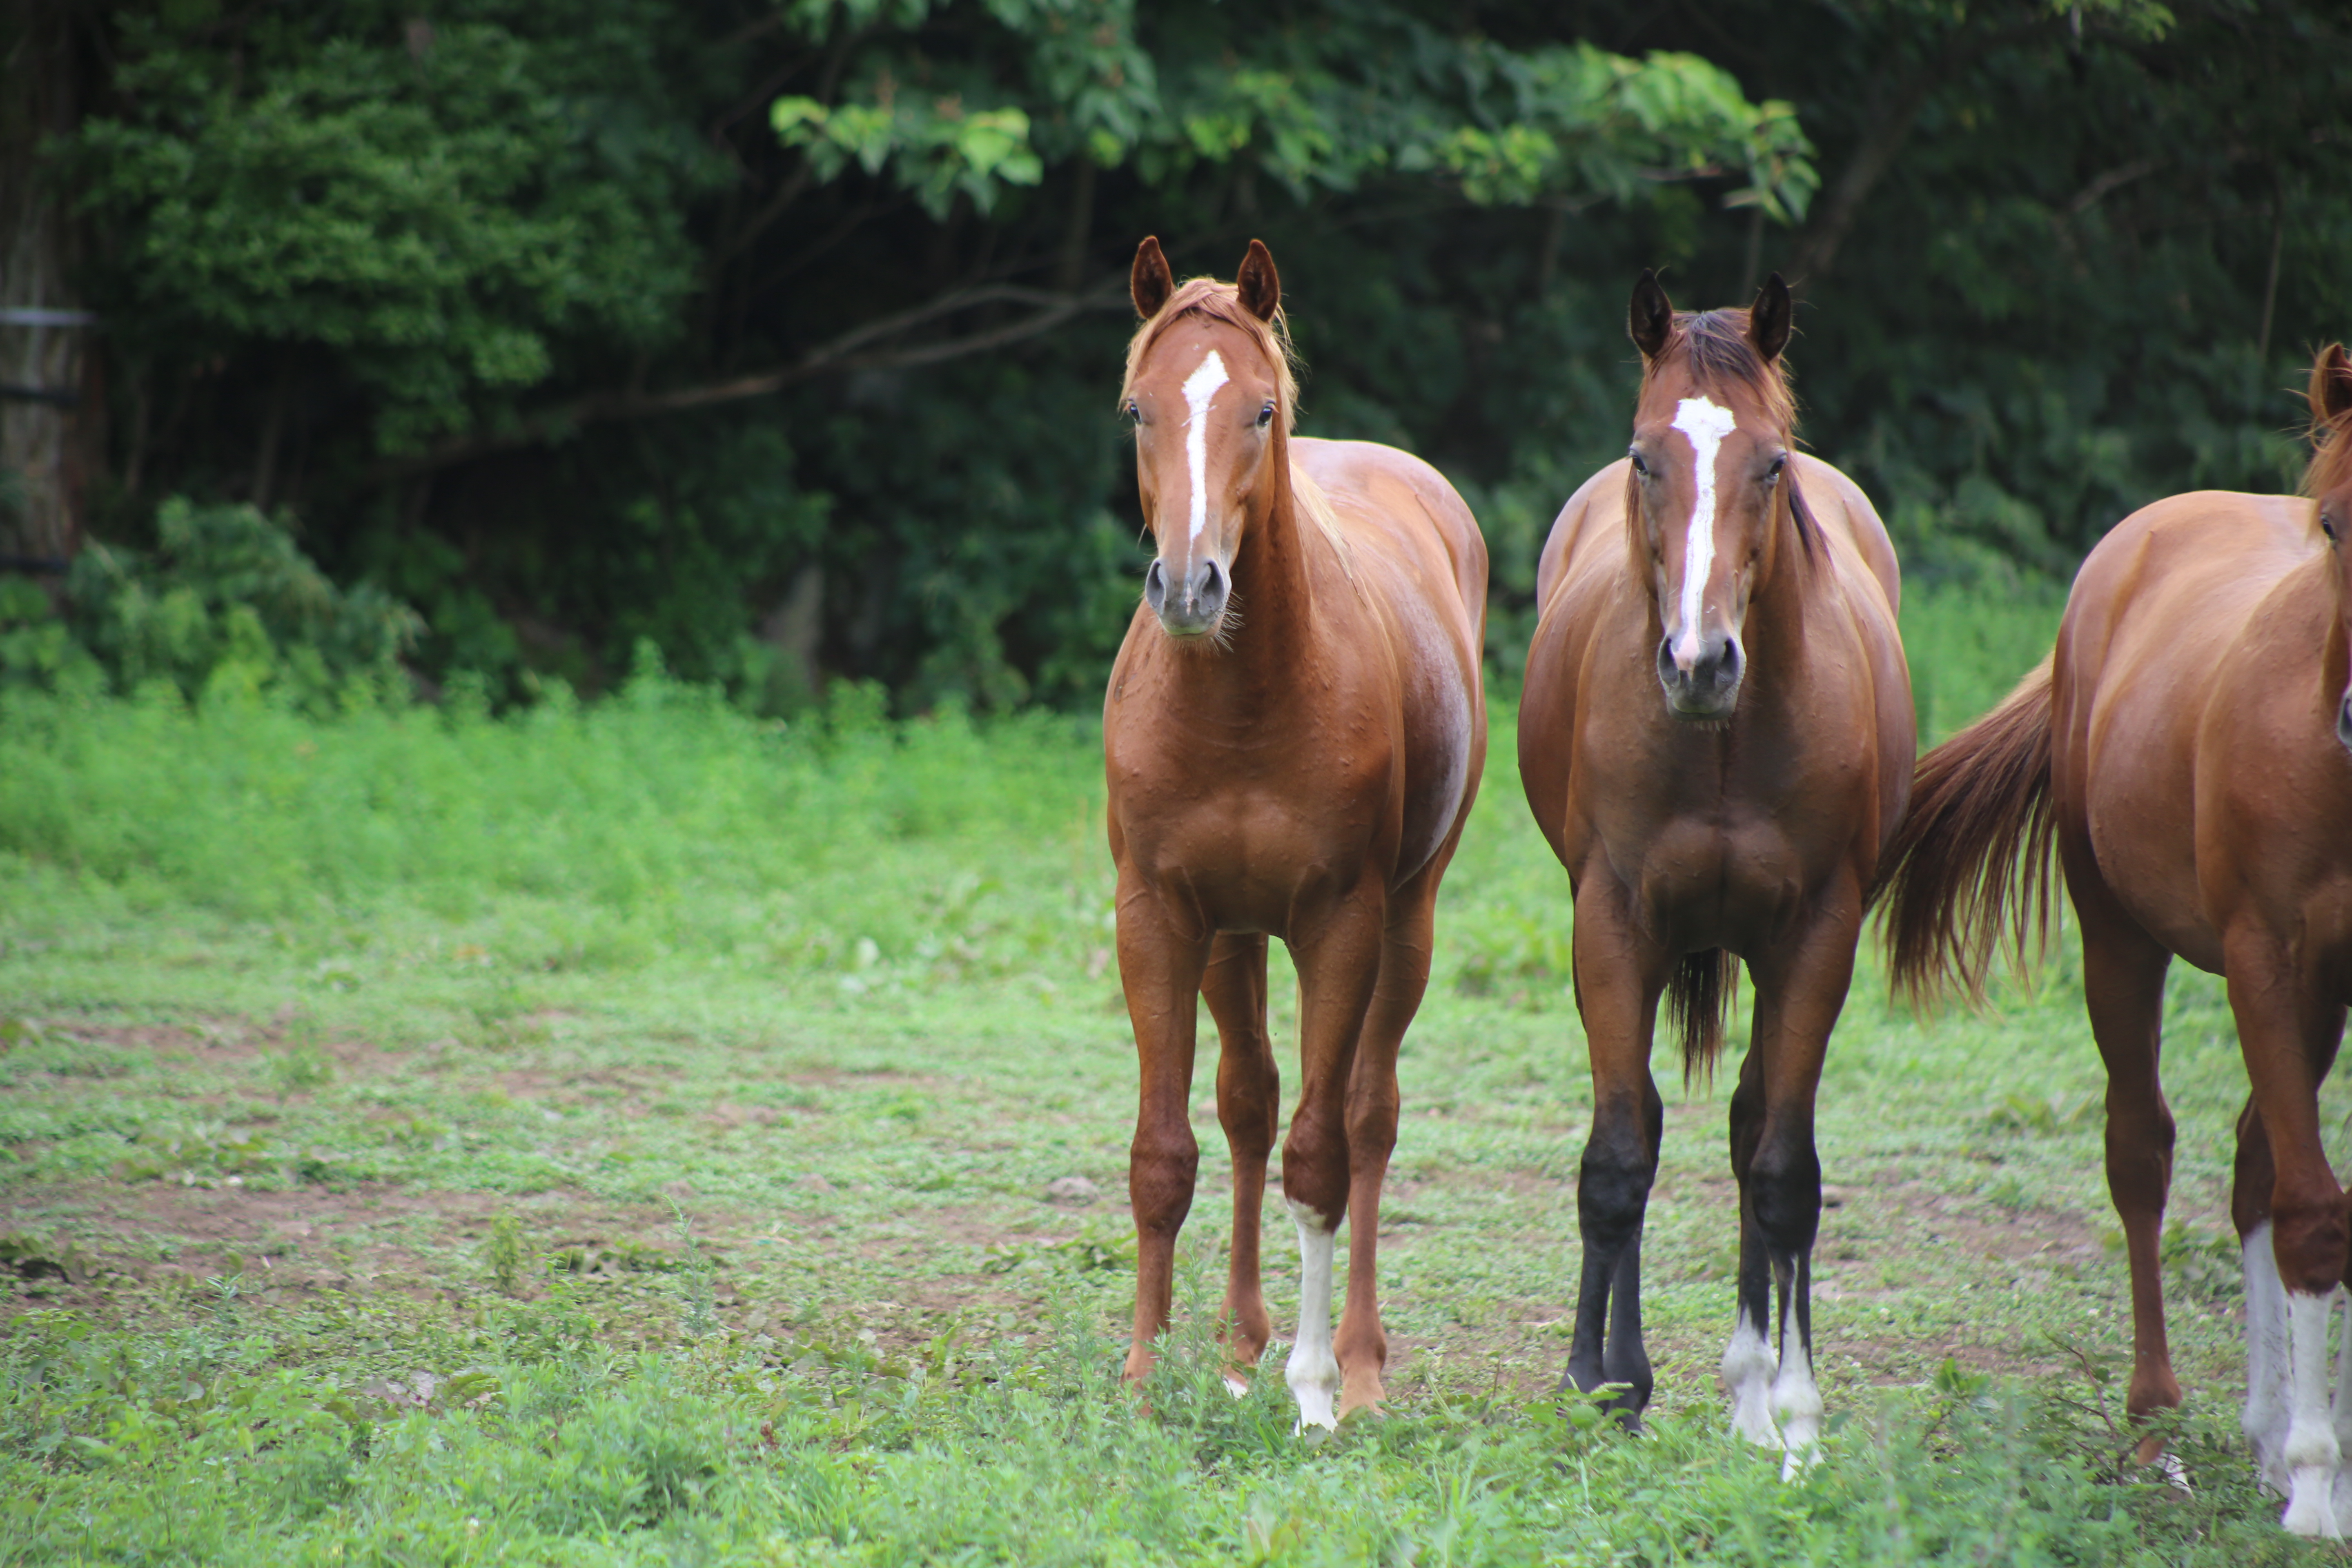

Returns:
1657,633,1744,721
1145,555,1228,638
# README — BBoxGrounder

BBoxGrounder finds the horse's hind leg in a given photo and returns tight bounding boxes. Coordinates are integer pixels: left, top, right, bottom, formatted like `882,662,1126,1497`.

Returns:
1202,932,1278,1390
1733,893,1858,1478
1115,872,1213,1390
2070,858,2181,1466
1563,875,1668,1422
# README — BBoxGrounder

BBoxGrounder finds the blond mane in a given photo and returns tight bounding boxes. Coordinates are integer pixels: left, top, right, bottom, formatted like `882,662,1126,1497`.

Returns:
1120,274,1352,575
2302,345,2352,501
1119,277,1301,434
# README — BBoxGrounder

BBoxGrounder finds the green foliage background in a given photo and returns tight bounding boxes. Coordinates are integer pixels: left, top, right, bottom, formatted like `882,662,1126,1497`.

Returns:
20,0,2352,706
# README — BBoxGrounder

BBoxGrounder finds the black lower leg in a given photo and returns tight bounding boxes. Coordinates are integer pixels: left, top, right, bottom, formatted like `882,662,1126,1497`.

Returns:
1564,1103,1657,1413
1601,1233,1654,1419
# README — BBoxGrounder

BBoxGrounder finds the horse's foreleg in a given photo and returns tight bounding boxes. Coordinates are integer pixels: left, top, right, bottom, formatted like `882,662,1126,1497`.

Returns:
2225,931,2351,1537
1724,1044,1780,1449
1115,876,1213,1391
1281,891,1387,1431
1564,878,1666,1422
1203,932,1277,1391
2232,1099,2292,1492
1738,895,1857,1478
1330,884,1442,1419
2071,858,2181,1466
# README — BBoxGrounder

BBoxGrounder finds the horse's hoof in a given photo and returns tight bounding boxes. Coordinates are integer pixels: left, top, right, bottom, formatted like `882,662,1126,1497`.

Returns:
2282,1465,2341,1537
2145,1451,2192,1494
1287,1358,1339,1432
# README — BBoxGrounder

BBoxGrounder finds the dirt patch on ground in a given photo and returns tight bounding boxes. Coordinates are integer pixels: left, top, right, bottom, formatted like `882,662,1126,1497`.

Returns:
15,1012,410,1076
2,1181,733,1307
0,1176,1122,1359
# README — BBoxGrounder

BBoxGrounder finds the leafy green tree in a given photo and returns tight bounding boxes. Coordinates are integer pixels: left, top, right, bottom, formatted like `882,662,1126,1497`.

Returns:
25,0,2349,710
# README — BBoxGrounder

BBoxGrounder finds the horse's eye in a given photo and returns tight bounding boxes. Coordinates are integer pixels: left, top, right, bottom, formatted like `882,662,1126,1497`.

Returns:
2325,515,2340,543
1257,402,1275,429
1764,455,1786,482
1629,452,1649,478
1124,401,1141,424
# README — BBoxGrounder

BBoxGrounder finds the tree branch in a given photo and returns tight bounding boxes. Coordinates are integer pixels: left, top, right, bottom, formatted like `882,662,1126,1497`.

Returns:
367,281,1131,482
1788,16,2059,288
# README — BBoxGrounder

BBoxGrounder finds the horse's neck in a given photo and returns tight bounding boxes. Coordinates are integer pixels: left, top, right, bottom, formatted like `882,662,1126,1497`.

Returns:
1194,447,1326,702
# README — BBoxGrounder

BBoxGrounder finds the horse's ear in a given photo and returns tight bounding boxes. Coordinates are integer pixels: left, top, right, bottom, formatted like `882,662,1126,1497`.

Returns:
1236,239,1281,322
2312,344,2352,427
1629,270,1674,361
1747,273,1793,365
1131,236,1174,320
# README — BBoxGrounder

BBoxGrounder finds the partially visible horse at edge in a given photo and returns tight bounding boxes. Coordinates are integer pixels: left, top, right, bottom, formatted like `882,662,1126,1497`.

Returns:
1873,344,2352,1535
1103,236,1488,1428
1518,272,1913,1474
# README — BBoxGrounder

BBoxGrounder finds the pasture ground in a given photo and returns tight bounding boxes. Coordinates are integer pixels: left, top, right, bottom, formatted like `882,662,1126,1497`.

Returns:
2,585,2343,1564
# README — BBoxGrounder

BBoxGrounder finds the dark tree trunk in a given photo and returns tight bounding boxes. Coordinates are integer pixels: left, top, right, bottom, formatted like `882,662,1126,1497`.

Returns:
0,0,94,566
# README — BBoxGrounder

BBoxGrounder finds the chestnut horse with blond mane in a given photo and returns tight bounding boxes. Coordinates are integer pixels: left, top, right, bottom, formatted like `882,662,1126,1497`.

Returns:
1519,273,1913,1471
1875,344,2352,1535
1104,238,1487,1428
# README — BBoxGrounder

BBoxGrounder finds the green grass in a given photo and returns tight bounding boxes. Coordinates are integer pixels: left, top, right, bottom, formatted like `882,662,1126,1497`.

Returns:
0,583,2339,1564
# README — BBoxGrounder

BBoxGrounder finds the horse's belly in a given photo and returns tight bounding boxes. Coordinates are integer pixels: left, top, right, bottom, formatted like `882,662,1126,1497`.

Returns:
1394,640,1479,879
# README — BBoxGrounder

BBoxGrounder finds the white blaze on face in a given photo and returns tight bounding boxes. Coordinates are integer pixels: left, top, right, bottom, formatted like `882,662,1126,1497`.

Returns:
1668,395,1740,666
1182,350,1231,545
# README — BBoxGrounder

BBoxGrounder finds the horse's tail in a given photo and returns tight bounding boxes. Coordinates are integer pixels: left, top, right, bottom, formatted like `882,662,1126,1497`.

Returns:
1869,659,2059,1008
1666,948,1740,1086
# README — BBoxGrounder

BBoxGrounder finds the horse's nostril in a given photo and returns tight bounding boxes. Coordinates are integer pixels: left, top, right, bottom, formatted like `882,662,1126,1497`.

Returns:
1144,559,1168,611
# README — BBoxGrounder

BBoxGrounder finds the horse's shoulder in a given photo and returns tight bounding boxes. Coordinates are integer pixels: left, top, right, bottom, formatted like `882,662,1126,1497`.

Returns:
1535,459,1634,610
1787,454,1895,587
1290,437,1485,598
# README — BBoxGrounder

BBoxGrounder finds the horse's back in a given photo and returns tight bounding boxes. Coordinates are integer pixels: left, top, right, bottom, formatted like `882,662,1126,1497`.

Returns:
2058,490,2320,968
1292,437,1488,627
1291,436,1488,882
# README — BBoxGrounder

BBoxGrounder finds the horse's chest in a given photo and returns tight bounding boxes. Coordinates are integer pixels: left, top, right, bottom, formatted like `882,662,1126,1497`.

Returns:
1612,817,1811,948
1119,784,1382,926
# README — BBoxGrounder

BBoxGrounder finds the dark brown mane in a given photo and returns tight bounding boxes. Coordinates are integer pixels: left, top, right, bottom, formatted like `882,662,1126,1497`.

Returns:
2303,344,2352,499
1639,307,1799,437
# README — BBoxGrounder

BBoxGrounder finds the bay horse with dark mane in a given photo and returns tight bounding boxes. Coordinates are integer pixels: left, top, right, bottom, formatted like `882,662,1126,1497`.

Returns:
1104,237,1487,1428
1875,345,2352,1535
1519,273,1912,1471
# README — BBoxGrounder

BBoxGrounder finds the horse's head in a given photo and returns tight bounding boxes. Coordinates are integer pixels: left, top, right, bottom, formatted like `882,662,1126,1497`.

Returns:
2306,344,2352,757
1624,270,1801,724
1122,236,1294,641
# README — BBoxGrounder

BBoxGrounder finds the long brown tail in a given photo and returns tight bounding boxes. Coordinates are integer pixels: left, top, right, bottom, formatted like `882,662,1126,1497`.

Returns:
1870,660,2059,1007
1666,948,1740,1085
